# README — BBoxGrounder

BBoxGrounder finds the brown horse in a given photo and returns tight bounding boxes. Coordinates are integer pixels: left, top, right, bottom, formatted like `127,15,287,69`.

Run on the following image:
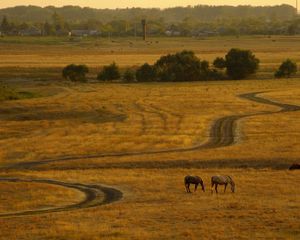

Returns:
184,175,205,193
211,175,235,194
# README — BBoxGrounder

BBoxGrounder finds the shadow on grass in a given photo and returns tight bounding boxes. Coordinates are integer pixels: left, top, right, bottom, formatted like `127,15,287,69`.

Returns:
42,158,295,171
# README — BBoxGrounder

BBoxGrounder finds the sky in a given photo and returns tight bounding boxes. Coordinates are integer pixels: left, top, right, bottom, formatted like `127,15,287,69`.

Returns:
0,1,298,9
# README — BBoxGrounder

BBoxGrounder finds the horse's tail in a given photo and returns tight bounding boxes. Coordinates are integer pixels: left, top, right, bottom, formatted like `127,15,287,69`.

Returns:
211,176,215,185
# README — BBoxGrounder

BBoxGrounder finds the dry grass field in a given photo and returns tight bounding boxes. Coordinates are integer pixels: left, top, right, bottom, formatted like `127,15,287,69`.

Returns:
0,36,300,80
0,36,299,239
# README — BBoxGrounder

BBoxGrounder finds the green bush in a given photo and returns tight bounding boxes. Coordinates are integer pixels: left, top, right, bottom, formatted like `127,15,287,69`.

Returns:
214,49,260,80
275,59,297,78
154,50,202,82
136,63,156,82
135,51,226,82
213,57,226,69
0,85,18,100
123,69,136,82
97,62,120,81
62,64,89,82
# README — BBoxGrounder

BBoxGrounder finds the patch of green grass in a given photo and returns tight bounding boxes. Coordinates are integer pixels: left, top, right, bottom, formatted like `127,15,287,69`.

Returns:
0,85,19,100
17,91,40,99
0,36,102,45
0,85,39,101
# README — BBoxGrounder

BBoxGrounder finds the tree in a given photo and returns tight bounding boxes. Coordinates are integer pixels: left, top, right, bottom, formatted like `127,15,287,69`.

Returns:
1,16,10,33
43,21,55,35
153,50,218,81
123,69,136,82
136,63,156,82
52,12,65,32
154,51,202,81
62,64,89,82
215,48,260,80
275,59,297,78
97,62,120,81
213,57,226,69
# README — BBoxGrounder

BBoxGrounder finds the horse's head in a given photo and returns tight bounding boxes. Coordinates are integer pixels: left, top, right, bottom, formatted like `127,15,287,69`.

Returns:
230,181,235,193
228,176,235,193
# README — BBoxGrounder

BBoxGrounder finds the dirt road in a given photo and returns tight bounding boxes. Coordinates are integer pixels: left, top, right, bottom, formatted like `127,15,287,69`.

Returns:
0,178,122,218
9,91,300,170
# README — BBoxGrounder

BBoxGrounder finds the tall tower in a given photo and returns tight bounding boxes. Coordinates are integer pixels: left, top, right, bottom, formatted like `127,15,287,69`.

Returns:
141,19,147,41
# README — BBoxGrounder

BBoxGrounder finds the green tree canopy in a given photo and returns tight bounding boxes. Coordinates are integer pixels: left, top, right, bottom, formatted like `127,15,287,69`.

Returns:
215,49,260,80
62,64,89,82
1,16,10,33
97,62,121,81
275,59,297,78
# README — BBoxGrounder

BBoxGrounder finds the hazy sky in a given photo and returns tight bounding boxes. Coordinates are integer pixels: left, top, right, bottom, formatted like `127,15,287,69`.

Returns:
0,1,297,9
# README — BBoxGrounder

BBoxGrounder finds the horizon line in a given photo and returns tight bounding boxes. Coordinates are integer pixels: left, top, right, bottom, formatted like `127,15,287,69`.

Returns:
0,3,295,11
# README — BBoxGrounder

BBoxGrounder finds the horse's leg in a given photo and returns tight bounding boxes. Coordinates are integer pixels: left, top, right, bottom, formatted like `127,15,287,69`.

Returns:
194,183,198,192
224,183,228,193
215,184,218,194
211,182,214,194
187,183,191,193
201,182,205,192
185,184,189,193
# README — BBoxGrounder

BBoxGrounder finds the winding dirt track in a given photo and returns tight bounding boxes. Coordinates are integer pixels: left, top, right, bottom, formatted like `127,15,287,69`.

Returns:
0,178,122,218
1,91,299,218
10,91,300,170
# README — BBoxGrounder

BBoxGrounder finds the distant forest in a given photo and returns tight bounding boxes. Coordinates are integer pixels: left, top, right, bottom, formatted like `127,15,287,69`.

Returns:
0,5,299,36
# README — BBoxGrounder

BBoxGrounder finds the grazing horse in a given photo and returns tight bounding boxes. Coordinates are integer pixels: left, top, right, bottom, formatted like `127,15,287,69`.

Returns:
211,175,235,194
184,175,205,193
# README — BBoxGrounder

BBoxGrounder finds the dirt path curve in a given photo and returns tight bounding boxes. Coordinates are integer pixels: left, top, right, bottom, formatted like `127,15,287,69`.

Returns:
239,92,300,112
8,91,300,170
1,91,299,218
0,178,122,218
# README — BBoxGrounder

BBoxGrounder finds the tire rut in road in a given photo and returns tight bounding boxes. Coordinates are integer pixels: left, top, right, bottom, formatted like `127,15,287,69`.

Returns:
0,178,122,218
8,91,300,170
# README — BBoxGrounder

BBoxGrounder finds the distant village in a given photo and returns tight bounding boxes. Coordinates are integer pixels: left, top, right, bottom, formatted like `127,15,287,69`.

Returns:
0,6,300,38
0,25,222,38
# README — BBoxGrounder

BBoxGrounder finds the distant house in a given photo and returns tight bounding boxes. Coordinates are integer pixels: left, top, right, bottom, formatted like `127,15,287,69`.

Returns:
71,30,101,37
165,30,181,37
19,27,42,36
55,29,70,36
193,30,219,37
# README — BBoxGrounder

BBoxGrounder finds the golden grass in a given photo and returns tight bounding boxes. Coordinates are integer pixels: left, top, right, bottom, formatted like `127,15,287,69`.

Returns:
1,36,300,80
0,181,85,212
1,79,299,168
0,36,299,239
0,169,299,239
0,79,299,239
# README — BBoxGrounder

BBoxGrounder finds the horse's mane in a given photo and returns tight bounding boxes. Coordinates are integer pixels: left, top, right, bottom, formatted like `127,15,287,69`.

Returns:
227,176,234,184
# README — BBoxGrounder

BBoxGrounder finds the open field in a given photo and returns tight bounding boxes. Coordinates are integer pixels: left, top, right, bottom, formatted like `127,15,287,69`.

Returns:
0,36,300,80
0,36,300,239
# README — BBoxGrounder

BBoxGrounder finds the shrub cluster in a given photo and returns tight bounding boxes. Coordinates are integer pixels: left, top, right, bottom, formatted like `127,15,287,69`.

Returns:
136,63,156,82
62,64,88,82
213,48,260,80
97,62,120,81
135,49,259,81
123,68,136,82
62,48,297,83
275,59,297,78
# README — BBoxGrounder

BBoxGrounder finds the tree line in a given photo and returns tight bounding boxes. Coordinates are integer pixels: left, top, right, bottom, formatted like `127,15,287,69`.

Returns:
62,49,298,82
0,5,300,36
0,5,295,22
